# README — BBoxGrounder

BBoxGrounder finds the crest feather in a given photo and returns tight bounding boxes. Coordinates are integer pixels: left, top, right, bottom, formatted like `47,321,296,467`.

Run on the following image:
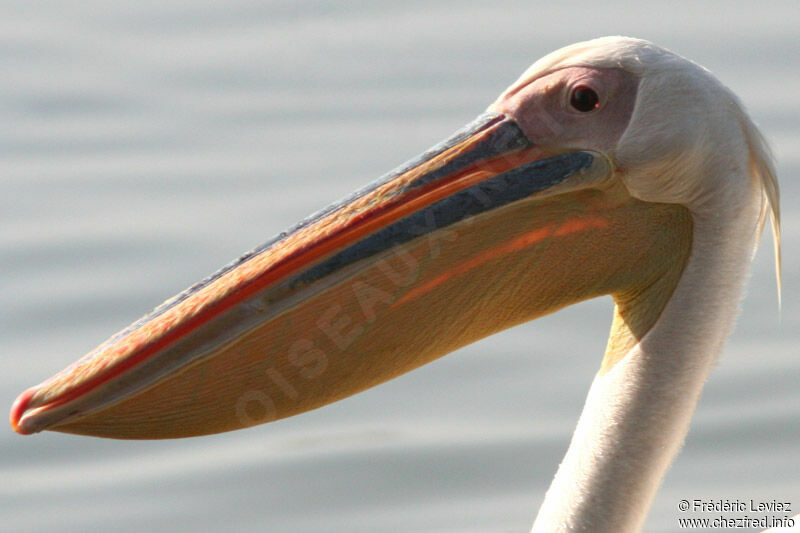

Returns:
741,115,781,307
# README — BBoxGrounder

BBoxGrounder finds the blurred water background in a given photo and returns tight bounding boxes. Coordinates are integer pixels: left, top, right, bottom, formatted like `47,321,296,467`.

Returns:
1,1,798,531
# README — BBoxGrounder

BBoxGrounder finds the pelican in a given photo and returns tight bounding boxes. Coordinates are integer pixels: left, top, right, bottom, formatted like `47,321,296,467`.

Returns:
10,37,781,532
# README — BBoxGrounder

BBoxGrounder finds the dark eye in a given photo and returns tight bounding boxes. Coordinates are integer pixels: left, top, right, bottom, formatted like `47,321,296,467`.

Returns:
570,86,600,112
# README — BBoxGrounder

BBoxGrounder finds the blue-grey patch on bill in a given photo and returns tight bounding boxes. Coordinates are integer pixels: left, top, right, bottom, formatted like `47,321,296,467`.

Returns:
289,151,595,288
401,118,531,191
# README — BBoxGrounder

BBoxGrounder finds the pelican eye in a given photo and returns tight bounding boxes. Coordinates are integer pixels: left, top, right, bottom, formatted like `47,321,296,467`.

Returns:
570,86,600,112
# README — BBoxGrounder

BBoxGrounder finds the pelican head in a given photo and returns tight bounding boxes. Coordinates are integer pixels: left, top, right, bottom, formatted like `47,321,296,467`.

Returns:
10,35,779,532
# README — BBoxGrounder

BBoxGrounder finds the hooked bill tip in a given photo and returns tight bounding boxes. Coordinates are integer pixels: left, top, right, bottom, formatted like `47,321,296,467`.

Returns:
9,388,37,435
